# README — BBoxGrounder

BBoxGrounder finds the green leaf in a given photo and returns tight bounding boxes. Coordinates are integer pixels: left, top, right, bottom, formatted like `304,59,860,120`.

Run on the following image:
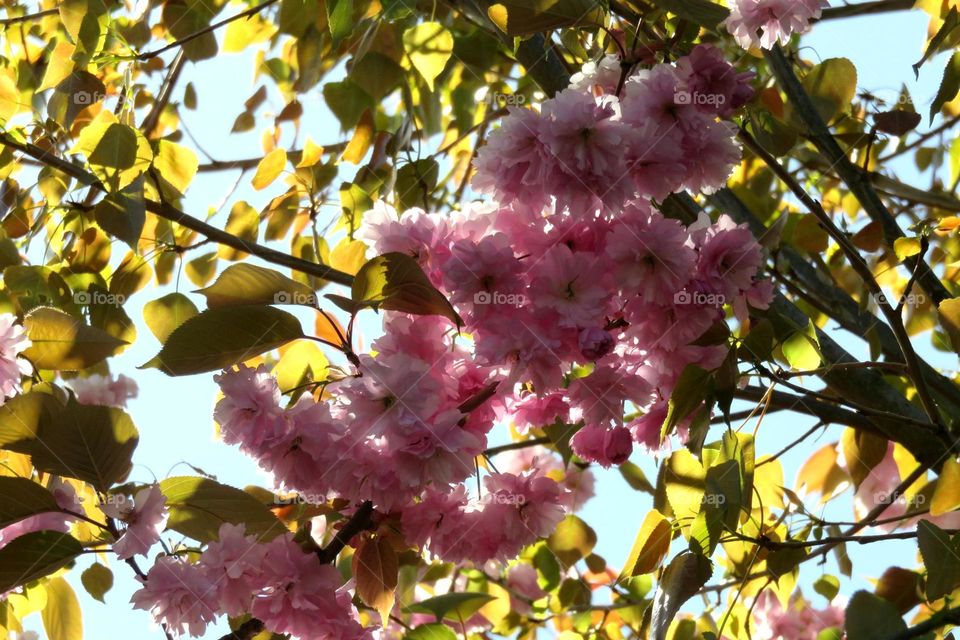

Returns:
22,306,127,371
0,531,83,592
80,563,113,603
486,0,605,36
142,305,304,376
94,177,146,249
914,8,960,77
791,58,857,125
404,624,457,640
159,476,286,543
403,22,454,91
689,459,740,556
403,592,496,621
152,140,199,196
196,264,316,308
782,319,821,370
546,515,597,568
395,159,440,211
143,293,199,343
71,119,153,191
323,80,374,130
42,577,82,640
3,265,73,314
917,519,960,600
930,52,960,122
326,0,353,45
619,460,655,494
162,0,218,61
648,0,728,30
0,477,61,528
844,591,906,640
814,574,840,602
352,252,462,326
661,365,711,440
649,552,712,640
218,201,260,261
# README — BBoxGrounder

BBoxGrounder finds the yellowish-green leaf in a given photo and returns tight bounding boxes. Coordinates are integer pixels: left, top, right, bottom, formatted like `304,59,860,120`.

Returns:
252,148,288,191
185,252,219,287
143,292,199,343
782,319,821,370
931,456,960,516
403,22,453,91
71,114,153,191
223,11,276,52
218,202,259,261
329,238,368,275
160,476,286,542
22,306,127,370
937,297,960,354
0,75,21,122
351,252,461,326
0,531,83,592
42,577,82,640
80,563,113,603
275,340,328,391
197,263,316,308
141,305,304,376
546,515,597,568
620,509,672,578
152,140,199,195
342,109,374,164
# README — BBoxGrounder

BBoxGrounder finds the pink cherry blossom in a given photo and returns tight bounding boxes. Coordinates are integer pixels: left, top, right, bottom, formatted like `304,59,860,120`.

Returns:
130,556,220,638
724,0,828,50
748,590,844,640
100,485,168,559
0,313,31,404
676,44,755,117
570,425,634,467
198,523,267,616
69,373,138,407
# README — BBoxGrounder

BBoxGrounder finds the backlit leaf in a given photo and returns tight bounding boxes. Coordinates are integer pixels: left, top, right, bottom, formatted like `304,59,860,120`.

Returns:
160,476,286,542
22,306,127,370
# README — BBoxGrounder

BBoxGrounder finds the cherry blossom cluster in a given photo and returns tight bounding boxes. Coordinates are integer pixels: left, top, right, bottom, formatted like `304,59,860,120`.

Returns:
729,590,844,640
131,523,372,639
724,0,828,49
473,45,754,212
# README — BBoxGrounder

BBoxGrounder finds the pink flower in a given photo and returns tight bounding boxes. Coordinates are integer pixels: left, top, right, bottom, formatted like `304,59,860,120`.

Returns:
69,373,138,407
199,523,267,616
101,485,168,559
130,556,220,638
679,118,741,194
528,245,609,328
568,364,651,430
570,425,633,467
693,214,765,299
676,44,755,117
578,326,615,361
569,54,623,94
607,203,696,302
0,313,31,403
253,535,373,639
442,234,523,310
724,0,827,50
214,364,285,454
749,590,844,640
503,391,570,433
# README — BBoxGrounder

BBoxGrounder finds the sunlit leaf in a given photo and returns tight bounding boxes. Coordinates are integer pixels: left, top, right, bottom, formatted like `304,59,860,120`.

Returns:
41,577,82,640
22,306,127,370
403,22,454,91
143,293,199,343
0,531,83,592
160,476,286,542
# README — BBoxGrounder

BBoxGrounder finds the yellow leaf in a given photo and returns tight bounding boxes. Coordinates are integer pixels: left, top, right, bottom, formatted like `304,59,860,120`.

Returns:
402,22,453,91
931,457,960,516
620,509,672,577
252,148,287,191
218,202,259,260
223,11,276,52
297,137,324,168
0,74,20,122
796,443,849,503
38,41,77,91
41,577,82,640
275,340,328,392
937,297,960,354
329,238,369,275
352,536,398,626
342,109,374,164
894,236,922,262
70,113,153,190
152,140,198,195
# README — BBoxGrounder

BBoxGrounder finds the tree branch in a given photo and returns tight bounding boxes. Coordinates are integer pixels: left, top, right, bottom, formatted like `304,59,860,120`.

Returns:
0,6,58,26
764,44,950,306
138,0,281,60
0,129,356,287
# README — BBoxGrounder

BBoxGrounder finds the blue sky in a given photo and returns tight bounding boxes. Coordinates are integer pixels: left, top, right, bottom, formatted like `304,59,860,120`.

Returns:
10,3,959,637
